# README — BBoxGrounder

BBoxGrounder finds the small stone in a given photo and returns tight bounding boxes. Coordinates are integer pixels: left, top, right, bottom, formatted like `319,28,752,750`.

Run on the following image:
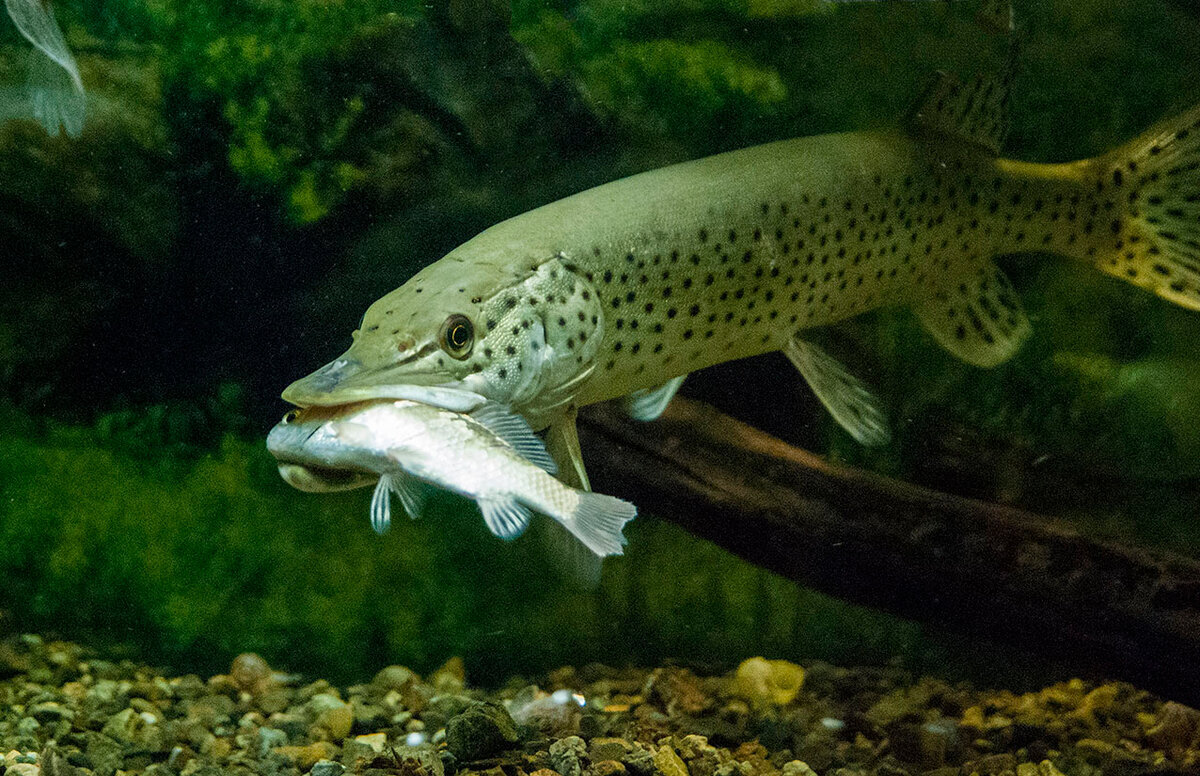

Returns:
781,763,818,776
256,727,289,758
39,745,80,776
30,703,73,723
550,736,588,776
975,753,1017,775
352,733,387,754
230,653,272,695
373,666,419,692
311,760,347,776
591,738,634,762
101,708,165,752
84,732,123,776
731,658,805,708
676,736,715,760
1147,702,1200,756
275,742,339,770
653,746,689,776
431,657,466,693
310,695,354,741
389,745,445,776
649,669,710,715
445,700,520,761
9,764,41,776
1036,761,1066,776
595,761,628,776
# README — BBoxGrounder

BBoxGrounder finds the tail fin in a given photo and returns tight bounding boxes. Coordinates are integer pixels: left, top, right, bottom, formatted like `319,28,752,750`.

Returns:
1094,103,1200,310
565,492,636,558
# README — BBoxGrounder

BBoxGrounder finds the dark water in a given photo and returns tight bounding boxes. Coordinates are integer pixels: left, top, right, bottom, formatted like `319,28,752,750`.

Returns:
0,0,1198,688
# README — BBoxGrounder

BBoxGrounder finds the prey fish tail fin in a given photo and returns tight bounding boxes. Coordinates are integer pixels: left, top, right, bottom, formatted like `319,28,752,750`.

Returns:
564,492,636,558
1086,103,1200,311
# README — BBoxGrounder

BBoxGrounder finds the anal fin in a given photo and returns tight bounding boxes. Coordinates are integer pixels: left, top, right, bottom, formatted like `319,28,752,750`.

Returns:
912,259,1031,368
784,338,890,447
478,497,532,541
623,375,686,421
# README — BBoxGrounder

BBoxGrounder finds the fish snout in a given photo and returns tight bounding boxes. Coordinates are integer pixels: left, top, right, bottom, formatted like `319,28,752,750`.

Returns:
281,357,364,406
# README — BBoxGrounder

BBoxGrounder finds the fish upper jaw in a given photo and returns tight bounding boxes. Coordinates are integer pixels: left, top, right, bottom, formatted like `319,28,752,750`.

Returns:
282,354,488,411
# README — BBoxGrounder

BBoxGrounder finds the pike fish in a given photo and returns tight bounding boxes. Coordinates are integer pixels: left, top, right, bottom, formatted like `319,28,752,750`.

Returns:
282,30,1200,489
266,400,636,557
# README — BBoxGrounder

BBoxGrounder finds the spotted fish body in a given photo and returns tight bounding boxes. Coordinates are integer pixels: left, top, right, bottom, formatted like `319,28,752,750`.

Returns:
283,68,1200,488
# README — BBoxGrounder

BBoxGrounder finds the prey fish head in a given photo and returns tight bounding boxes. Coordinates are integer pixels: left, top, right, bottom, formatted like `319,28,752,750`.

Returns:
282,254,605,419
266,404,389,493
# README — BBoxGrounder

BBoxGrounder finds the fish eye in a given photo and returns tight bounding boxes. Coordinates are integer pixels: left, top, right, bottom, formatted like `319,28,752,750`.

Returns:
439,314,474,359
281,409,300,425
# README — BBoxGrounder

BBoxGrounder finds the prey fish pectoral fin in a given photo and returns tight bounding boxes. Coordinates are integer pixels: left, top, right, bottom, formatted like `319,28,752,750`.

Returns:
912,260,1031,368
624,375,687,422
369,471,427,534
785,337,891,447
469,403,557,473
478,497,532,541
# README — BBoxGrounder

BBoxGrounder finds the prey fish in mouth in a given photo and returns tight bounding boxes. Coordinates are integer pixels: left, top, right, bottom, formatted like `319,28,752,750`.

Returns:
266,400,636,558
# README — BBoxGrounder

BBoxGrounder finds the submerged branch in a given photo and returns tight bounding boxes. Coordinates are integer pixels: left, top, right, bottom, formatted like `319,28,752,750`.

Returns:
578,397,1200,705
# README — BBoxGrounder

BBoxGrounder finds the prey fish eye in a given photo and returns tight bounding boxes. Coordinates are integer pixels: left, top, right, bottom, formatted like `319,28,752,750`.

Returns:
439,314,474,359
281,409,300,425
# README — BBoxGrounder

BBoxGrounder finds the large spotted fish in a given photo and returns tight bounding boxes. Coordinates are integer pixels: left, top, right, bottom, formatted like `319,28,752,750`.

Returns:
282,35,1200,490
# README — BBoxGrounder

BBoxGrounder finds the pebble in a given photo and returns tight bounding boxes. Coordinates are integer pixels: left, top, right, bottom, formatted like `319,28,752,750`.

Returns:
310,694,354,741
653,744,689,776
274,741,338,769
230,653,272,695
781,762,818,776
310,759,347,776
731,658,805,708
549,735,587,776
255,727,288,758
445,700,520,761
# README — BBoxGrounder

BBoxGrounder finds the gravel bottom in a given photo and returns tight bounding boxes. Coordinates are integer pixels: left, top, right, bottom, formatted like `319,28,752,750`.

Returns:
0,634,1196,776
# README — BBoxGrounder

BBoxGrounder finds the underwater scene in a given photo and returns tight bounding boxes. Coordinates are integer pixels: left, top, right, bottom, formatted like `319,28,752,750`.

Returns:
3,0,1200,773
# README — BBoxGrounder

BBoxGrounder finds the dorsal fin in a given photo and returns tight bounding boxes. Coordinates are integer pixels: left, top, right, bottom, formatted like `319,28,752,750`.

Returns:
907,14,1018,156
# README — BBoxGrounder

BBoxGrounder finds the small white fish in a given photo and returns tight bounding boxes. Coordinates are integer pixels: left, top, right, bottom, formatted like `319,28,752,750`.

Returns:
4,0,85,137
265,400,635,557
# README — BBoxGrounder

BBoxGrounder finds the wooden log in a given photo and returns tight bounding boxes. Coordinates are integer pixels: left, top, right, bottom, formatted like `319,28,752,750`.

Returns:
577,396,1200,704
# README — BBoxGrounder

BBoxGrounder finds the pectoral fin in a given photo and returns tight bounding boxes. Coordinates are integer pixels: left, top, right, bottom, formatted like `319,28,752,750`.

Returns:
912,260,1031,367
785,337,890,447
623,375,686,421
543,408,590,491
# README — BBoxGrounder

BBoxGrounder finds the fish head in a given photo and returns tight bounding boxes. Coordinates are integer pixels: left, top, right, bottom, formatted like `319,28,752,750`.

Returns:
266,406,383,492
283,255,604,417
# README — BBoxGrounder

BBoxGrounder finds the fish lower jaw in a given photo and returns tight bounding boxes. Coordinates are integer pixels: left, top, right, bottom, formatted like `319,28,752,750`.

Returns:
275,462,377,493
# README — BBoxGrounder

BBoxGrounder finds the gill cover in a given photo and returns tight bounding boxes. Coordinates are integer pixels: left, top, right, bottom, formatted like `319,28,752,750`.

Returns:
283,256,603,422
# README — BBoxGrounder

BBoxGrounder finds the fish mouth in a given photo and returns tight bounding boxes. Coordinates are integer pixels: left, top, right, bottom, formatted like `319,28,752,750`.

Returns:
282,357,486,411
282,352,487,410
275,462,377,493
